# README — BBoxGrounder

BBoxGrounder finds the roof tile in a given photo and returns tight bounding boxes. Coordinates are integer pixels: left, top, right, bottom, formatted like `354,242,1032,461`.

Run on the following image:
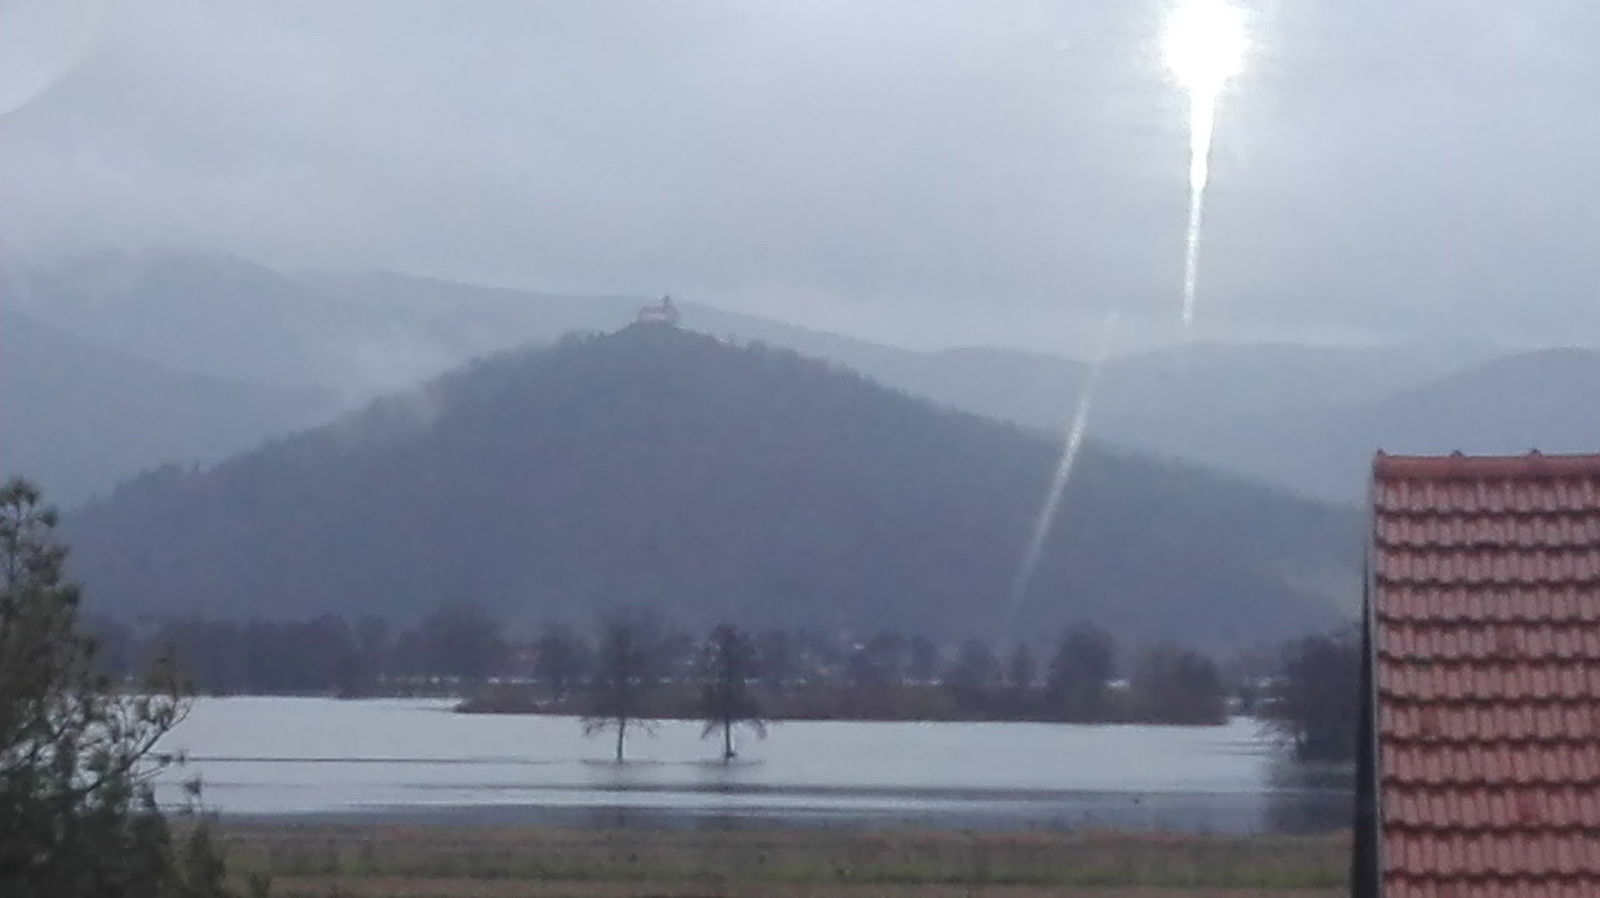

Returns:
1382,785,1600,828
1506,742,1597,784
1377,586,1600,624
1371,453,1600,896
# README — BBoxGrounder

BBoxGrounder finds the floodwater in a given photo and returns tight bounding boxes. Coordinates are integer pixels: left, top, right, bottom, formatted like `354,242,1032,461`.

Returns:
155,697,1351,833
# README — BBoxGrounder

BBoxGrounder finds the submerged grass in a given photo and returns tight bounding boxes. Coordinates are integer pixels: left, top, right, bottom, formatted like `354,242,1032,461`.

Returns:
218,823,1347,896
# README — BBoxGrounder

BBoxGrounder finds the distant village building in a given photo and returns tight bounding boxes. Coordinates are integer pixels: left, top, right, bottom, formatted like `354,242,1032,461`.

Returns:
1354,451,1600,898
636,295,681,327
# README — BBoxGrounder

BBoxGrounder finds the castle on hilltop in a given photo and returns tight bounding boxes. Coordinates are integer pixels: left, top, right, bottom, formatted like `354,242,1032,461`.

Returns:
635,295,681,327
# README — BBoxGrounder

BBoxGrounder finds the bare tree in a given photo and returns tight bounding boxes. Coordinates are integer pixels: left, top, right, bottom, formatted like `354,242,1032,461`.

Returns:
581,609,662,763
533,621,589,700
1045,624,1116,722
846,631,908,689
698,623,766,762
943,639,1001,715
407,600,506,684
754,629,796,689
1128,642,1227,725
1264,626,1361,761
906,636,941,684
1004,642,1038,715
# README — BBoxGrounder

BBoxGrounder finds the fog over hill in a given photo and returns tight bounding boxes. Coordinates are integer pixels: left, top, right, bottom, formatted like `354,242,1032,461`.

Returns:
64,325,1359,648
0,306,338,505
5,252,1507,503
1179,347,1600,501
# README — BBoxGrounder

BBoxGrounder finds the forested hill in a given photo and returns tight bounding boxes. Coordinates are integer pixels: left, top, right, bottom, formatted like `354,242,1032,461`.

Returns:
65,325,1360,647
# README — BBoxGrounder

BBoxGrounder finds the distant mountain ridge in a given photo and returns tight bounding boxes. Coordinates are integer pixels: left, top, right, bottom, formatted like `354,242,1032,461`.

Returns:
64,325,1360,648
5,251,1506,503
0,307,339,505
7,252,646,391
1179,347,1600,500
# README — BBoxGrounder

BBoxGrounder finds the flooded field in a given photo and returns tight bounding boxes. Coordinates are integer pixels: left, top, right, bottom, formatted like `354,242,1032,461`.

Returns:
157,697,1351,833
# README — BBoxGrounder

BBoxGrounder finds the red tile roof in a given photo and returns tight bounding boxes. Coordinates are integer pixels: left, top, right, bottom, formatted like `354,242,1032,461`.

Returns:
1371,451,1600,898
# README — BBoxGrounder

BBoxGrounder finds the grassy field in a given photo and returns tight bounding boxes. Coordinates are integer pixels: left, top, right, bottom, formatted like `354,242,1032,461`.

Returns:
217,823,1348,898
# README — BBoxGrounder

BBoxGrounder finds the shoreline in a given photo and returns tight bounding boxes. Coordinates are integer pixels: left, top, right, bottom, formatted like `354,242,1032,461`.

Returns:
173,691,1246,727
182,776,1353,837
453,704,1236,726
454,683,1234,727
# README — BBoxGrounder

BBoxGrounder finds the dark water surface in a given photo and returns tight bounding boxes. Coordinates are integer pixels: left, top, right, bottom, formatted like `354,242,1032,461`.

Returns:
157,697,1351,833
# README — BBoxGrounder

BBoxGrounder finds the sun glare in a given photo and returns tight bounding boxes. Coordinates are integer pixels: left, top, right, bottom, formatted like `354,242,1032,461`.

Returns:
1162,0,1248,325
1161,0,1248,99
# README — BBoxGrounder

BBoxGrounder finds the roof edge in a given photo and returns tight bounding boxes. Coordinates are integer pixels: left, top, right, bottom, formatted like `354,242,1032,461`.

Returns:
1372,450,1600,480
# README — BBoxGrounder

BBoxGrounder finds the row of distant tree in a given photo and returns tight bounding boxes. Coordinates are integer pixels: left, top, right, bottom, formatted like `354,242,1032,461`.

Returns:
525,612,1241,765
87,600,1361,758
88,604,1228,718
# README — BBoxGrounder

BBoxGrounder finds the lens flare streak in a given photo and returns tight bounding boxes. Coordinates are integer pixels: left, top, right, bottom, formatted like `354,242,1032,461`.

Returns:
1003,310,1121,632
1180,93,1216,325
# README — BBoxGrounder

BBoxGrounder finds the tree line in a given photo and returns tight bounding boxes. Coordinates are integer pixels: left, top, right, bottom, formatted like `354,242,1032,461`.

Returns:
564,611,1238,762
92,602,1234,727
87,602,506,698
91,600,1364,764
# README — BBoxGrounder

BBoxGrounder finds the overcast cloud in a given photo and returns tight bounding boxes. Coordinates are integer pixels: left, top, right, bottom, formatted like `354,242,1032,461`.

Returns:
2,0,1598,354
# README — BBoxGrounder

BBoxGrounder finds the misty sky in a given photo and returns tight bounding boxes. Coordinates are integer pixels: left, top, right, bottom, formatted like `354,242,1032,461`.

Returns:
2,0,1598,354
